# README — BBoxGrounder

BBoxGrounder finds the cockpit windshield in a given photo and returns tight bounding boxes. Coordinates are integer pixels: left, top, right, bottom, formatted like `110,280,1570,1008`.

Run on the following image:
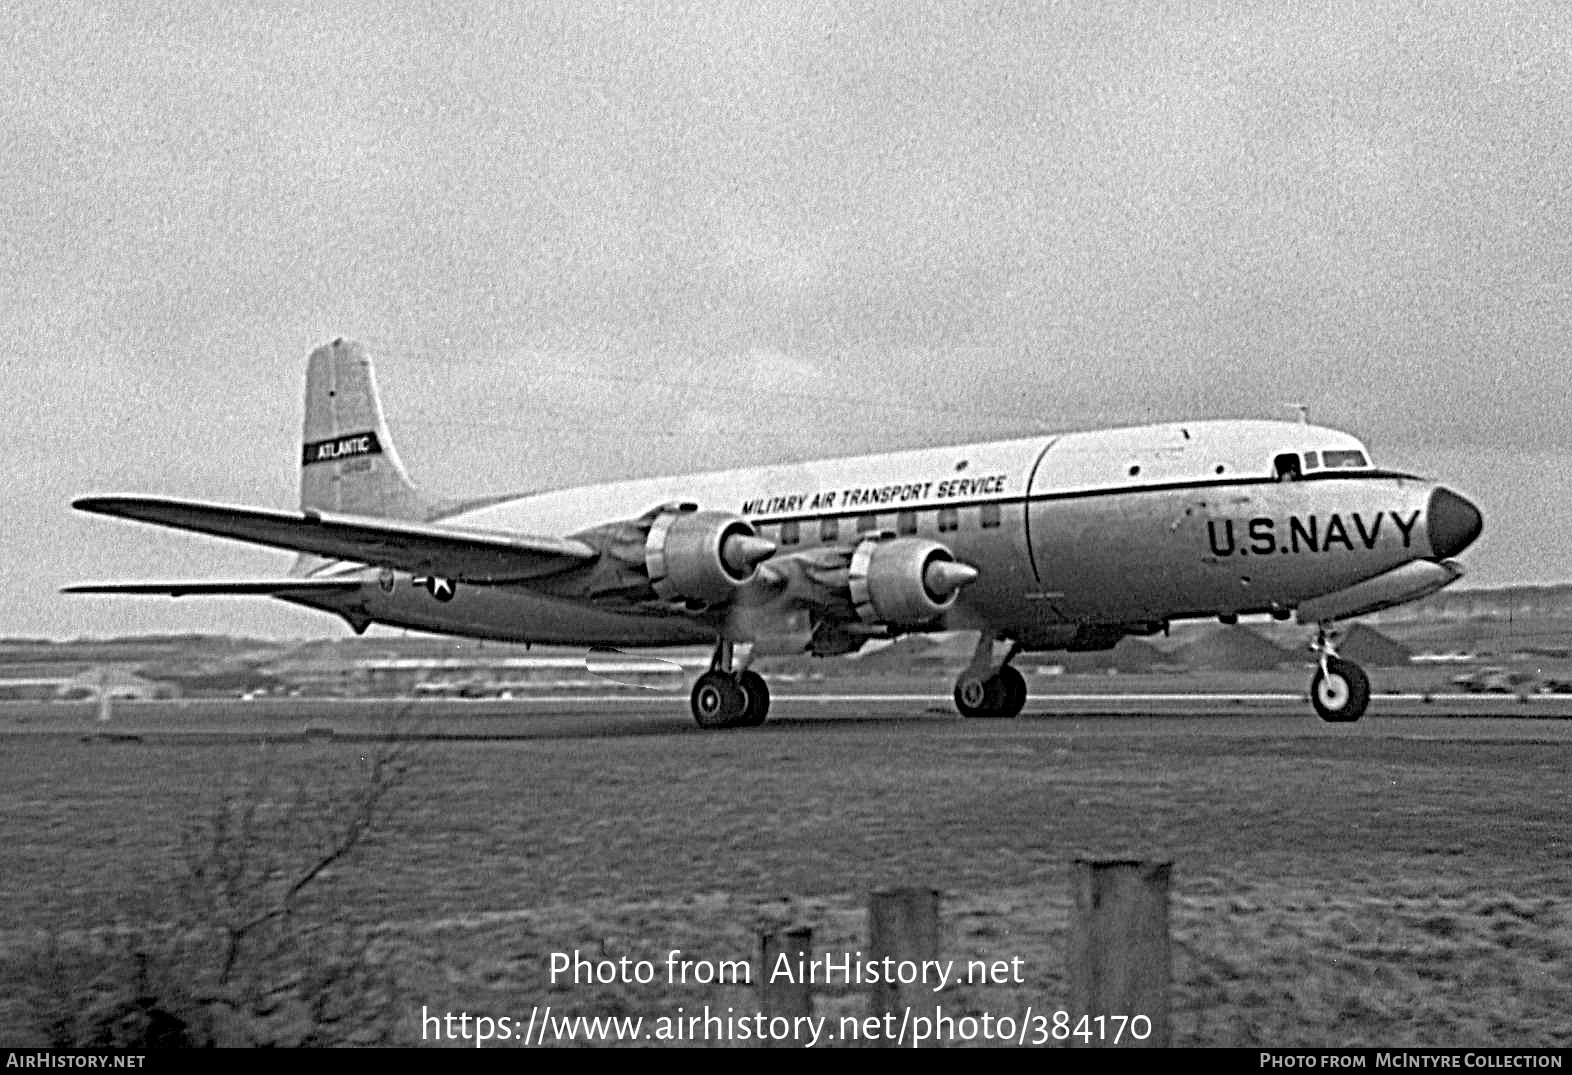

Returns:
1282,447,1369,479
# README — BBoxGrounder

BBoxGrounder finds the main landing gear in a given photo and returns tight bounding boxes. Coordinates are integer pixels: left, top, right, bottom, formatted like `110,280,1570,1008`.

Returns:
1309,624,1370,723
953,633,1027,719
690,639,770,729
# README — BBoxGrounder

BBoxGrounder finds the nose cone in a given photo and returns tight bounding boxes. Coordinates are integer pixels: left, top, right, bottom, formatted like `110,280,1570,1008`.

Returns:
1428,487,1483,559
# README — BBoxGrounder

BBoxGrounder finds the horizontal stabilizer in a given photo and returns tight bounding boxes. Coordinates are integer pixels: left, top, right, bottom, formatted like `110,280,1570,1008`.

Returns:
72,496,597,584
63,578,365,598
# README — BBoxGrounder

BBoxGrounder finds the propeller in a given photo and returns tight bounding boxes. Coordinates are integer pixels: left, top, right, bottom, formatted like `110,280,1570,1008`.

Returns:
924,559,979,599
721,533,779,576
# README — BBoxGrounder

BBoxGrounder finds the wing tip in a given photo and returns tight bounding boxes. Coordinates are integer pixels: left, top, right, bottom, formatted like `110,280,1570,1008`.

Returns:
72,495,144,516
62,579,365,597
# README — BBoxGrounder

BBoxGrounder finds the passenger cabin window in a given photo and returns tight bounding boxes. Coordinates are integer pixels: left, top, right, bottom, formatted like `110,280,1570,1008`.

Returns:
980,502,1002,529
1273,453,1302,482
856,514,878,533
780,520,800,546
897,511,918,536
1321,449,1369,469
937,507,959,533
820,517,839,543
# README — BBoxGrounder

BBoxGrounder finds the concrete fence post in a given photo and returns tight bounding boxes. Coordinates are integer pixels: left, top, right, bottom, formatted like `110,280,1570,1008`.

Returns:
759,924,814,1042
868,887,940,1045
1068,859,1171,1048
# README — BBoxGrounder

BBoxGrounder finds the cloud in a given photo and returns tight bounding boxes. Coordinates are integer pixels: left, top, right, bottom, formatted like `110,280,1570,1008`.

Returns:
8,2,1572,635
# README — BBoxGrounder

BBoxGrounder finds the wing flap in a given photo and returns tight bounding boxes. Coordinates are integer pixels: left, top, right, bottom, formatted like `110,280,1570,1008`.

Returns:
72,496,597,584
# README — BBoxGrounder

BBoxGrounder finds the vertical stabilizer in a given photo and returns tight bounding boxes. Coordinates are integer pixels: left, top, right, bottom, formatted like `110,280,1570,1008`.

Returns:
300,339,434,521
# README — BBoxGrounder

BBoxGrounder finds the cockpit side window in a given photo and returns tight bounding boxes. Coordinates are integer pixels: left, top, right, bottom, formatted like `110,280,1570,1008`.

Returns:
1273,453,1302,481
1304,451,1320,470
1321,449,1369,469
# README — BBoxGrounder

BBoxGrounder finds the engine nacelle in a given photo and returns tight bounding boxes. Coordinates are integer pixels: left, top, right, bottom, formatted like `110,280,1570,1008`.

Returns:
848,536,977,626
645,508,776,605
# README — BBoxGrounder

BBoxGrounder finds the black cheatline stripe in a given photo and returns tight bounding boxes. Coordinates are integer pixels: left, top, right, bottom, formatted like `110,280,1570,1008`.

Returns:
747,469,1422,526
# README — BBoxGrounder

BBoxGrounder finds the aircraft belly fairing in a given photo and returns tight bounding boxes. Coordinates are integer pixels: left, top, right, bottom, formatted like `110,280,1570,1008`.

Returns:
353,577,721,647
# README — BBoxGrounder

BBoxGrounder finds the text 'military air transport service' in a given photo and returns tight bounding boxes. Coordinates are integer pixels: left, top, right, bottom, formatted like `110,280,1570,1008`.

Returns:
68,340,1482,728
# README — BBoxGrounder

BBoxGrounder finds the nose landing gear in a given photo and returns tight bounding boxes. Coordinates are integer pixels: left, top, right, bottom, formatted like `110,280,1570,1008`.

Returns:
690,639,771,729
1309,625,1370,723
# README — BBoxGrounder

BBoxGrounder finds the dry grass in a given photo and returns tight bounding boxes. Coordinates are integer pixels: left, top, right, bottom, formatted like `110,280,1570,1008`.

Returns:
1,708,1568,1046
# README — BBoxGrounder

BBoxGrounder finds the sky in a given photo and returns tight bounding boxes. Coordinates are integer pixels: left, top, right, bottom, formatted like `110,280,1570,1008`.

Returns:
5,1,1571,640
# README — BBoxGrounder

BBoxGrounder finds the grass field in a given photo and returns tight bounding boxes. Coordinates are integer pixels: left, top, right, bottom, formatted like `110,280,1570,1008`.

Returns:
1,699,1569,1047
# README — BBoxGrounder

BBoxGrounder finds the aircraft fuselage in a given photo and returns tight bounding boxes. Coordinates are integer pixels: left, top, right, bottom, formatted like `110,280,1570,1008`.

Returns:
296,419,1463,650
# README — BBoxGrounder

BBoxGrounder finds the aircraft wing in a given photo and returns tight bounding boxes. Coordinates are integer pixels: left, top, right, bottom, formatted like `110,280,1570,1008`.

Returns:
62,578,366,597
71,495,598,584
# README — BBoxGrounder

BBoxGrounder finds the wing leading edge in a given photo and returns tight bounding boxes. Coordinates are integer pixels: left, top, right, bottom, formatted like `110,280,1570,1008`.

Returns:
71,495,597,584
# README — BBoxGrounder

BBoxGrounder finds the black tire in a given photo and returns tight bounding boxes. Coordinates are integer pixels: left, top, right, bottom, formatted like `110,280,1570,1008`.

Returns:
954,673,999,718
738,670,770,727
955,669,1025,719
995,665,1028,719
691,671,745,729
1311,657,1371,723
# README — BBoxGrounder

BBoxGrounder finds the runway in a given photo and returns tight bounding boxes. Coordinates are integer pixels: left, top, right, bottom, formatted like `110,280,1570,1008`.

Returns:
4,689,1571,743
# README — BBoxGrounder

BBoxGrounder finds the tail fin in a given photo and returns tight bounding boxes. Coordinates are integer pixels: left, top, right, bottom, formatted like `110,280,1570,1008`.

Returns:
300,339,435,521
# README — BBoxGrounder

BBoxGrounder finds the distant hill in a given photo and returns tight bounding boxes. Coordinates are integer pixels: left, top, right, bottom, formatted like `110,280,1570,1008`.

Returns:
0,635,283,665
1337,624,1413,667
1053,637,1166,673
1373,584,1572,622
12,583,1572,666
1173,626,1300,671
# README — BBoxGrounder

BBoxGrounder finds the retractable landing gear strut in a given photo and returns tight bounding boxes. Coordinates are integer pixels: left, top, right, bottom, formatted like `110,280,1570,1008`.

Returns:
1309,623,1370,723
690,638,771,729
953,633,1027,719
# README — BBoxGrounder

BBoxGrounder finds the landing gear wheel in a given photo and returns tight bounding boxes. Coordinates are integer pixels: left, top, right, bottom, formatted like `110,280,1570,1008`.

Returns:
954,666,1027,719
691,671,746,729
995,665,1028,719
690,670,769,729
1311,657,1370,723
954,674,998,718
738,670,771,727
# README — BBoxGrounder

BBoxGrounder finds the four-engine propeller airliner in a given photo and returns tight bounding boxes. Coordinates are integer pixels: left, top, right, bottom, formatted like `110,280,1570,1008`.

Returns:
67,339,1482,727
